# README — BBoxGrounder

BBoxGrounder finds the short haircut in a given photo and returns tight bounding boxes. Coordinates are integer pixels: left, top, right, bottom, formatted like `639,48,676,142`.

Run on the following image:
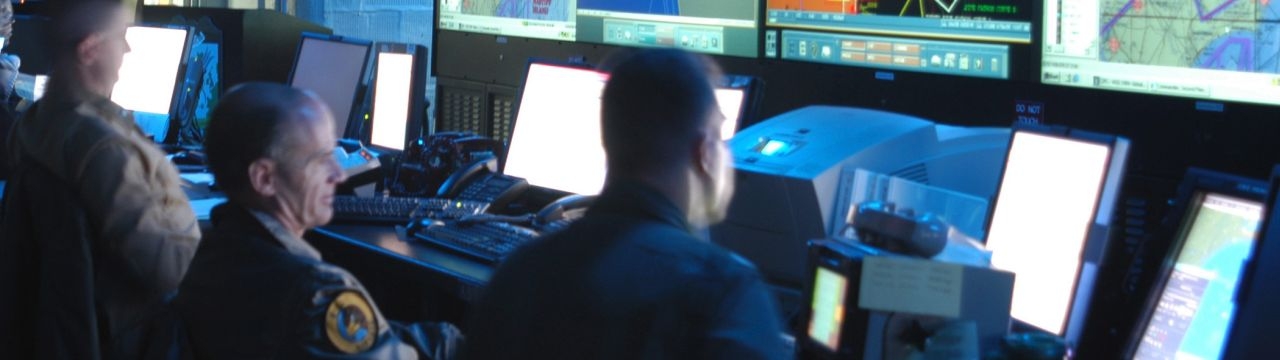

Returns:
600,49,722,175
49,0,125,65
204,82,316,201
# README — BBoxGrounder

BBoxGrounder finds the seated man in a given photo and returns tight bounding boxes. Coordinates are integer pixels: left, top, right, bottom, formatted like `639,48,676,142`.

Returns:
464,49,788,359
173,82,459,359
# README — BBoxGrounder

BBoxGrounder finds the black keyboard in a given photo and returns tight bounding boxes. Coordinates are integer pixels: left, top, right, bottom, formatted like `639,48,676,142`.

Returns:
413,222,540,264
332,196,488,223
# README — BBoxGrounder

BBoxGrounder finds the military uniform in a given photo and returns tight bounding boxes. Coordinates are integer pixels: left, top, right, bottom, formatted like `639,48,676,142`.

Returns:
174,203,458,359
2,81,201,353
465,180,789,360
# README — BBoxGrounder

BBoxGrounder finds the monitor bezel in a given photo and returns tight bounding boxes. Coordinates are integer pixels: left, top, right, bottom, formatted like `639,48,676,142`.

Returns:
287,32,374,140
115,23,194,145
1222,164,1280,358
363,42,429,154
1124,167,1267,359
983,122,1127,340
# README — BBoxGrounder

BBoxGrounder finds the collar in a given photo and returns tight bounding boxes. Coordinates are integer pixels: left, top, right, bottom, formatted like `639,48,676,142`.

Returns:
589,179,692,233
248,209,324,261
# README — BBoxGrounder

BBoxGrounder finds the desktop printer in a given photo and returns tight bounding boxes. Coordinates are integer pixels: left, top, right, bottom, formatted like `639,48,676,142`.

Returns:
711,105,1010,287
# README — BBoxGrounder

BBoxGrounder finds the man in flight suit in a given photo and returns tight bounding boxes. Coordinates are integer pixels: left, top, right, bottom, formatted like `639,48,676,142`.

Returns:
464,49,789,359
173,83,459,359
1,1,200,356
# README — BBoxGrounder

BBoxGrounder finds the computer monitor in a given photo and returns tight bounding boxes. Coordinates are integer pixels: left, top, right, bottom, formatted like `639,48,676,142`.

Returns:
1127,168,1266,360
1041,1,1280,106
765,0,1033,79
365,42,429,152
1223,165,1280,358
501,61,756,196
288,33,373,140
111,24,193,143
983,124,1129,344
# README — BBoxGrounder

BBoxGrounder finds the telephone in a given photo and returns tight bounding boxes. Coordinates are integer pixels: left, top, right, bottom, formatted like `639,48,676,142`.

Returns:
437,157,528,210
846,201,947,258
385,132,502,197
532,194,596,232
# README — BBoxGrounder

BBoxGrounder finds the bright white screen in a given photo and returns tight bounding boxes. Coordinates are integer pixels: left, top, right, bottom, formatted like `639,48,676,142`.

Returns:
504,64,610,195
112,26,186,115
985,131,1112,335
714,88,744,140
369,52,414,151
290,38,369,139
505,63,748,195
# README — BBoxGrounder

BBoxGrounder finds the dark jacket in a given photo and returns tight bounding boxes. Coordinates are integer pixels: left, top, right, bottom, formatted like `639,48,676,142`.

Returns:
464,180,789,359
174,203,458,359
0,155,104,358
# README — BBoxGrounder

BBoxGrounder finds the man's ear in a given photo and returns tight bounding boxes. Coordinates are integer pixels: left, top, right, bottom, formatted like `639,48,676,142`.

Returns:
76,34,103,66
693,132,716,178
248,158,278,198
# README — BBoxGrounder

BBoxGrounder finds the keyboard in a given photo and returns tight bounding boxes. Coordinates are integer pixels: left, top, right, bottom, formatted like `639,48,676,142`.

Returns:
332,196,489,223
413,222,541,264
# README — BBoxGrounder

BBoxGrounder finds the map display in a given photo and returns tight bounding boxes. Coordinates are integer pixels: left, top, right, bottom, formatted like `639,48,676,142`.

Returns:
1099,0,1280,74
1133,193,1262,360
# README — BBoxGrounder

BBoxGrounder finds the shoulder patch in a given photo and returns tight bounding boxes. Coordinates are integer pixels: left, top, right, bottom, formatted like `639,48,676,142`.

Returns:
325,291,379,354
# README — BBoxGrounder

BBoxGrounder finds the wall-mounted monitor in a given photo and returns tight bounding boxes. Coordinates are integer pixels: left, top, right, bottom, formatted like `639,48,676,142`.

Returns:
111,24,193,144
364,42,429,152
436,0,761,57
765,0,1033,79
502,61,758,196
288,33,373,140
437,0,576,41
575,0,761,57
1041,1,1280,105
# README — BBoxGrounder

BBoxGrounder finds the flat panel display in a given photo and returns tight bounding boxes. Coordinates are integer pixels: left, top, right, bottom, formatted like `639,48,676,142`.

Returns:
503,62,749,195
766,0,1034,79
289,35,371,140
1041,1,1280,105
112,25,189,141
1131,192,1263,360
985,130,1113,335
437,0,761,57
369,52,416,151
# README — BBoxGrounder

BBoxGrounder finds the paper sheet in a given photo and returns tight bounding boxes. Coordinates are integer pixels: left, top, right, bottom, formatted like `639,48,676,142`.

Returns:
858,256,963,318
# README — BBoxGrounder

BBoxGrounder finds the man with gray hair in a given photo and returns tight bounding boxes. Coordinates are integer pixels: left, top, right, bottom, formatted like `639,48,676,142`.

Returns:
173,82,459,359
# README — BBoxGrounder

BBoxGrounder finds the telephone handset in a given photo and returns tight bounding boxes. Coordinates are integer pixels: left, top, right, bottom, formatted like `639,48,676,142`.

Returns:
437,157,528,210
532,194,596,231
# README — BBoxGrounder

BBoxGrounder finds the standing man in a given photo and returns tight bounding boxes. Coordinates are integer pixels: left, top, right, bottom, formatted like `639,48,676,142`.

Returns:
464,49,788,359
174,82,459,359
0,0,200,356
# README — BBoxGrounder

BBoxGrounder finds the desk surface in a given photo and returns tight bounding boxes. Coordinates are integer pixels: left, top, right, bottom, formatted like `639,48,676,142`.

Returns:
307,223,497,302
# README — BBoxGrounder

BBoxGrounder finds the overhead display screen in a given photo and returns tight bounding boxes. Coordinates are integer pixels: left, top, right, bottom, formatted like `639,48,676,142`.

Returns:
765,0,1034,79
1041,1,1280,105
437,0,761,57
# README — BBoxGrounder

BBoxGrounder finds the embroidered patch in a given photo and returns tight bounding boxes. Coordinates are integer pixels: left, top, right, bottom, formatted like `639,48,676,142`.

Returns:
324,291,378,354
